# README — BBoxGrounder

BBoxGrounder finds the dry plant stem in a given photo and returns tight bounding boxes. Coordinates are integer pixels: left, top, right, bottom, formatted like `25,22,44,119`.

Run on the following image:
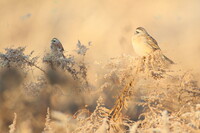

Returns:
43,107,52,133
162,111,170,133
24,58,47,74
9,113,17,133
108,68,138,131
108,83,132,121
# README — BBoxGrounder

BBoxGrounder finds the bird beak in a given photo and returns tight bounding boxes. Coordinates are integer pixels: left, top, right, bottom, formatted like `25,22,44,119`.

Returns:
135,31,139,35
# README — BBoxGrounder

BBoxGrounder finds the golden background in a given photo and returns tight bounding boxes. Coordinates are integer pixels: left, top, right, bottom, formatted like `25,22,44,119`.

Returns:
1,1,200,132
0,0,200,67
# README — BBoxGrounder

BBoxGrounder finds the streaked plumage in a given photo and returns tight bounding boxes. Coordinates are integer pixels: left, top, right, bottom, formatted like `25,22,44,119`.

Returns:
51,38,64,53
132,27,174,64
50,38,65,57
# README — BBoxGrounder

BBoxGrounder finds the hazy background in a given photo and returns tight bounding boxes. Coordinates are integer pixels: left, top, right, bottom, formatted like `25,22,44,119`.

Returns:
1,1,200,132
0,0,200,69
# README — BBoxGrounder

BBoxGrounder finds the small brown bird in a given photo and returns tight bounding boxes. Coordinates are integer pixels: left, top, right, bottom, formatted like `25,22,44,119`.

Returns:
132,27,174,64
50,38,66,58
51,38,64,53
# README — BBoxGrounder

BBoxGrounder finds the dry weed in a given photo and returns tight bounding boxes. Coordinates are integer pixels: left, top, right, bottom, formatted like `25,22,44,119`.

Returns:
0,45,200,133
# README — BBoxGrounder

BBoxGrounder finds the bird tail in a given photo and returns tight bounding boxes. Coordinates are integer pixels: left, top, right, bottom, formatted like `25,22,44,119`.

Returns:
62,53,65,58
162,55,174,64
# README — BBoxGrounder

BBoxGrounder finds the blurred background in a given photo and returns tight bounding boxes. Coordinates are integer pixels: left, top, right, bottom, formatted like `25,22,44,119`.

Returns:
0,0,200,69
1,0,200,132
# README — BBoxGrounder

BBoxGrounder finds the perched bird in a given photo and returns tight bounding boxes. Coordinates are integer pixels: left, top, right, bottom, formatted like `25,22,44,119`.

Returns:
132,27,174,64
50,38,65,57
51,38,64,52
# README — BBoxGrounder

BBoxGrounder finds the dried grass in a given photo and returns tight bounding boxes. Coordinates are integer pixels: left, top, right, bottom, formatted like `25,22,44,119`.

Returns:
0,42,200,133
9,113,17,133
43,107,52,133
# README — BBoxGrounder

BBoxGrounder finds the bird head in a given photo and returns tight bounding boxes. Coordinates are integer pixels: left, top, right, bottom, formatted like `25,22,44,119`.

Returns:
135,27,148,35
51,38,60,44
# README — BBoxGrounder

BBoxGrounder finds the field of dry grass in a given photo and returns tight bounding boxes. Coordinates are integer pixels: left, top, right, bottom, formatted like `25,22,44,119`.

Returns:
0,0,200,133
0,43,200,133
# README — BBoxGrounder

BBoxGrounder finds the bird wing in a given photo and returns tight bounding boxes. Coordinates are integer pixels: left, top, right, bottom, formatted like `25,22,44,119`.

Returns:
57,43,64,52
146,35,160,50
162,55,174,64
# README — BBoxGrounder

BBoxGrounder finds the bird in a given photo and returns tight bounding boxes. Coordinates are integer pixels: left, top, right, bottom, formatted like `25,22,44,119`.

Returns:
51,38,64,53
132,27,174,64
50,38,65,57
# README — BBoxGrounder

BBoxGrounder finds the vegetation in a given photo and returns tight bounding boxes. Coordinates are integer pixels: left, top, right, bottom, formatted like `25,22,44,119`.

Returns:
0,41,199,133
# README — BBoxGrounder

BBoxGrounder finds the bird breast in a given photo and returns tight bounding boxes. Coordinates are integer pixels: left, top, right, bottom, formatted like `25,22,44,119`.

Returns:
132,35,154,56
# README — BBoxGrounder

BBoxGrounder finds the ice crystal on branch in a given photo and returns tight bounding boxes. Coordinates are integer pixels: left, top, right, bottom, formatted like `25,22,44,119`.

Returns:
75,40,91,56
0,47,39,72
